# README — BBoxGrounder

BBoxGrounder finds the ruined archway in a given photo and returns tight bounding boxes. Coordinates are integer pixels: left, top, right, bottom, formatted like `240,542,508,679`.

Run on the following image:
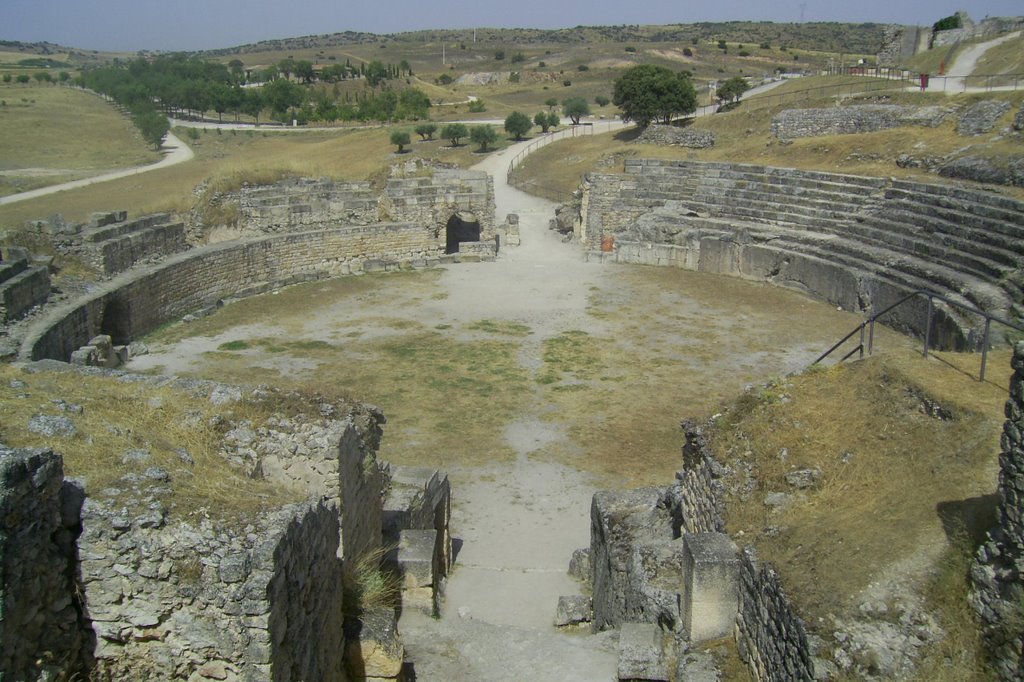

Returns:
445,212,481,254
99,297,131,345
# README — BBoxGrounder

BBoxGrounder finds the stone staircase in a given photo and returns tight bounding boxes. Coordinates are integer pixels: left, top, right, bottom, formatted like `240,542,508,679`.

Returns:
81,211,188,276
0,246,50,323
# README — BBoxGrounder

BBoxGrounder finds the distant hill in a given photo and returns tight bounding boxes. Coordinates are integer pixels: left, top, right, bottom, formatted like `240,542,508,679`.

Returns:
200,22,887,59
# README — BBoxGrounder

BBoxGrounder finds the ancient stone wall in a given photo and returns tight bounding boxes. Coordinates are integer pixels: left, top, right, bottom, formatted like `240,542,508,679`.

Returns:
80,213,188,276
0,246,51,322
674,420,726,535
972,341,1024,680
770,105,949,140
22,224,446,363
932,14,1024,48
0,446,84,681
226,170,496,243
877,25,927,66
736,549,815,681
586,420,819,680
635,125,715,149
79,493,345,681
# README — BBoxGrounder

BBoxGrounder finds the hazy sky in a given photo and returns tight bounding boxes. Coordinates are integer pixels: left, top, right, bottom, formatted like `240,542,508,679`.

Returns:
4,1,1021,52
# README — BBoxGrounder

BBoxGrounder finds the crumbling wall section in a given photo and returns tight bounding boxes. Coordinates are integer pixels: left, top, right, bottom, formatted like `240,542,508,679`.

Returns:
972,341,1024,680
770,105,950,140
79,493,345,681
0,446,84,681
23,224,445,363
0,246,51,322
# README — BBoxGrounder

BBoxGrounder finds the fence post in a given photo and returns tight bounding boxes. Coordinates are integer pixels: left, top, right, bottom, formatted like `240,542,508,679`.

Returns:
868,316,876,354
858,325,865,359
980,318,992,382
923,295,933,358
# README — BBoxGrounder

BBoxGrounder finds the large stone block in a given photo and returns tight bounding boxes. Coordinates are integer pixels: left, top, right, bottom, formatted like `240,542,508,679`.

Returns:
617,622,670,681
681,532,739,643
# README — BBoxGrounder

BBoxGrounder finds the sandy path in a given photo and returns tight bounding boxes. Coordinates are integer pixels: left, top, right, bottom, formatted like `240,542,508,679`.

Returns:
0,130,193,206
396,136,621,680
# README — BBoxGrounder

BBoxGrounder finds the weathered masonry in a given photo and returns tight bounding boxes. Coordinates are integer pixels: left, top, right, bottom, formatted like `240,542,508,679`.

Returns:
580,159,1024,348
17,170,499,364
0,372,452,681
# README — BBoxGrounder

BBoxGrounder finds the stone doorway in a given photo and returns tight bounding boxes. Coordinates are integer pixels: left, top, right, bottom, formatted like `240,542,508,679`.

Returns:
445,212,481,254
99,297,131,345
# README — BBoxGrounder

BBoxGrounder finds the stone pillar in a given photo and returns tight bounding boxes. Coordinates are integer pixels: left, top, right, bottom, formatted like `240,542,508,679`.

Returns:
972,341,1024,680
0,446,84,679
681,532,739,643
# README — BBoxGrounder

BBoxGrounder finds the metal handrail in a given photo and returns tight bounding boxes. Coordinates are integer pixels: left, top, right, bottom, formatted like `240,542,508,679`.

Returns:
813,289,1024,381
506,123,594,182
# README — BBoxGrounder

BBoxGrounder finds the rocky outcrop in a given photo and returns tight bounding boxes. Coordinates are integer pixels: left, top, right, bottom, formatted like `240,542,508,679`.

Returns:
957,100,1013,137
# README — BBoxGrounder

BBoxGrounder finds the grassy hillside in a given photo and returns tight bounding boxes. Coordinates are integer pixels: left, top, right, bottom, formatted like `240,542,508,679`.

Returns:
0,84,160,197
510,79,1024,200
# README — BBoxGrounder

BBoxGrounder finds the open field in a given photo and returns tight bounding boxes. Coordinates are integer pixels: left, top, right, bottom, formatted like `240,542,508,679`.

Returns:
0,84,159,196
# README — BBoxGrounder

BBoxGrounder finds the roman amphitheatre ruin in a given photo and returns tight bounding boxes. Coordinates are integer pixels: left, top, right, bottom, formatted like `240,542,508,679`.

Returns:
1,13,1024,682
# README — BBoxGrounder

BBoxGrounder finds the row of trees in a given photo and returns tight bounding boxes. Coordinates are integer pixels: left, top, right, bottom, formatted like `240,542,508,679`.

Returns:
79,54,434,132
2,71,72,85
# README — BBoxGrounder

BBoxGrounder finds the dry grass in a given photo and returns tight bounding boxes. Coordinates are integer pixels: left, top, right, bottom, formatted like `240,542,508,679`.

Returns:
710,352,1004,624
0,85,159,196
342,544,401,617
511,82,1024,200
0,364,306,523
0,119,511,229
141,271,532,470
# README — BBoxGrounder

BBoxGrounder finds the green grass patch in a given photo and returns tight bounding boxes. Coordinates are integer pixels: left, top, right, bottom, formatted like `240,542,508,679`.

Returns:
218,339,251,351
467,319,533,336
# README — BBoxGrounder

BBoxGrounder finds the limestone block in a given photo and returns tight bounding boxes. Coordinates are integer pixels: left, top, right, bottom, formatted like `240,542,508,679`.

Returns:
554,595,593,627
617,622,670,681
345,608,404,679
681,533,739,643
396,529,437,589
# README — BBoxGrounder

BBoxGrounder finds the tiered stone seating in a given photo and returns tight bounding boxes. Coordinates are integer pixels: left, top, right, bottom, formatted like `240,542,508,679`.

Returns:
0,247,50,322
593,160,1024,347
81,212,188,276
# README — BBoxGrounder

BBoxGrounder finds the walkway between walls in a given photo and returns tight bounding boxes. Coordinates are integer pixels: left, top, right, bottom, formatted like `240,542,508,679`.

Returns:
397,132,627,680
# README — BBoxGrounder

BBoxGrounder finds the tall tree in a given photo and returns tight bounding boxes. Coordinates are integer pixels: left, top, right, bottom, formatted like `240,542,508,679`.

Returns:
441,122,468,146
612,64,697,127
562,97,590,125
504,111,532,140
470,125,498,151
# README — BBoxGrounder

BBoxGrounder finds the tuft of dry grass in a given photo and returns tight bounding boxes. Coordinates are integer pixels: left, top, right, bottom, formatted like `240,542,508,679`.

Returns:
342,544,401,617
